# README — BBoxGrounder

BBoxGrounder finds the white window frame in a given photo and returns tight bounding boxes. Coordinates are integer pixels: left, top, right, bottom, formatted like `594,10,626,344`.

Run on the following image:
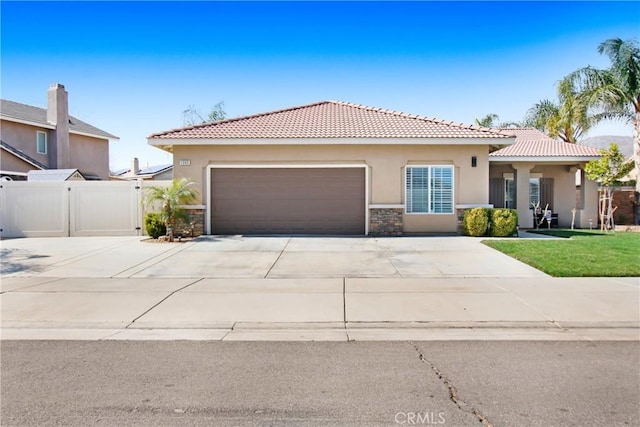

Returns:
404,165,454,215
36,131,47,154
504,177,515,209
529,177,540,209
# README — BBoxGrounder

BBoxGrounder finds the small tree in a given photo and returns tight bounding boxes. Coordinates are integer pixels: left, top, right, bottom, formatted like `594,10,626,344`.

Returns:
143,178,199,241
584,143,634,231
183,101,226,126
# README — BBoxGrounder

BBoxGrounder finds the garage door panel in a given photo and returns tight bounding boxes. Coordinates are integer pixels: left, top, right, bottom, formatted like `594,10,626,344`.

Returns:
211,168,365,235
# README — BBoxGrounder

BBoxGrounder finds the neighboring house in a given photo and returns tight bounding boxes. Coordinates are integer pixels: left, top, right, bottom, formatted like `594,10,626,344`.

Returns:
0,83,118,180
27,169,85,181
110,158,173,181
147,101,601,236
489,128,601,228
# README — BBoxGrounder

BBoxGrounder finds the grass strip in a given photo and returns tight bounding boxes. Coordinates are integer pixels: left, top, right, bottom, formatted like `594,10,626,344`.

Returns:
483,230,640,277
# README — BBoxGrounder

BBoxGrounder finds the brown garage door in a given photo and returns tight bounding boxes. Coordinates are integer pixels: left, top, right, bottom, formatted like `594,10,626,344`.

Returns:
211,167,365,235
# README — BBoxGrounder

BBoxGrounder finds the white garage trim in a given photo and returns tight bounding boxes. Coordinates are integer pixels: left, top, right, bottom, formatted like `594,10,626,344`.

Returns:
205,164,369,235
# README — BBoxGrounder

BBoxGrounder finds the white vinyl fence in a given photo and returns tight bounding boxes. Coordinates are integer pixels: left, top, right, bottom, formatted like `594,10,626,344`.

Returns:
0,180,168,238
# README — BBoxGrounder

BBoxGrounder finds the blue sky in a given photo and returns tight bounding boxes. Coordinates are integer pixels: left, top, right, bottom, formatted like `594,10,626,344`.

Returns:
2,1,638,170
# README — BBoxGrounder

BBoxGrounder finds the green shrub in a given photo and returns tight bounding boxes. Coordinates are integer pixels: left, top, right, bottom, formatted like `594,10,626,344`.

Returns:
490,209,518,237
144,212,166,239
462,207,489,236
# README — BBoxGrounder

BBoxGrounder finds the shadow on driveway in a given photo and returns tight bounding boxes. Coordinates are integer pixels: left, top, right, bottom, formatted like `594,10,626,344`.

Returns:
0,248,49,275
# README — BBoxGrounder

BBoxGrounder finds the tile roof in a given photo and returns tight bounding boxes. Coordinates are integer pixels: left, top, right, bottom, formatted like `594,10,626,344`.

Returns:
0,99,118,140
149,101,514,140
490,128,602,158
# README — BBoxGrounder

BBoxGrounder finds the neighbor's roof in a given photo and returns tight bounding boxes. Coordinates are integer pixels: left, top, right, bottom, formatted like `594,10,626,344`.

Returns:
139,164,172,175
111,164,173,178
149,101,515,141
490,128,602,159
0,99,118,140
27,169,84,181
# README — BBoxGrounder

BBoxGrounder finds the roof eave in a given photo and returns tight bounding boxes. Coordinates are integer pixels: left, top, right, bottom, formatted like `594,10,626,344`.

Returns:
148,136,516,146
0,145,47,170
1,115,55,130
2,115,118,140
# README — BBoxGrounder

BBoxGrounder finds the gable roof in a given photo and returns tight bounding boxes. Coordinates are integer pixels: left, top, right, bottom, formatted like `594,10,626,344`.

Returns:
27,169,85,181
149,101,515,142
0,99,118,140
490,128,602,160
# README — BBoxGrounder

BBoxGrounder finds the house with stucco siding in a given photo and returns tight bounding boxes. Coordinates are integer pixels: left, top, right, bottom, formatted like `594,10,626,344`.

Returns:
0,84,118,180
148,101,601,236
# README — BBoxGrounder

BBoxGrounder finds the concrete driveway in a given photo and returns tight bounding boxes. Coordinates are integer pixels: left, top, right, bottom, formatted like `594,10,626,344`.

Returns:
1,236,638,341
0,235,545,279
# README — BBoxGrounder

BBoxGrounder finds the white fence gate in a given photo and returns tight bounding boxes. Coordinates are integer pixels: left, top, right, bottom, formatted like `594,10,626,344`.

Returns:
0,180,152,238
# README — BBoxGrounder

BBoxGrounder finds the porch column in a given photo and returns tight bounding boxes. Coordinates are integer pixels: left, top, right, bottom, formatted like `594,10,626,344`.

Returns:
513,163,534,228
580,173,599,229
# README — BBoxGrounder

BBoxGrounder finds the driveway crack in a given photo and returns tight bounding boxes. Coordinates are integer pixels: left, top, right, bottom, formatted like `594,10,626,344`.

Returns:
125,278,204,328
410,342,493,427
377,238,403,277
264,237,291,278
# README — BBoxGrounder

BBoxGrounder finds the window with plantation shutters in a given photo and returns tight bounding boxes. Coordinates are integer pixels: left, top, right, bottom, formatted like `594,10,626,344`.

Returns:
405,166,454,214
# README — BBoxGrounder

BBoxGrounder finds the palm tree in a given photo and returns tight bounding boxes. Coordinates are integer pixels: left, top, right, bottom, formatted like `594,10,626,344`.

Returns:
524,77,590,143
474,114,522,129
475,113,500,127
143,178,199,241
568,38,640,192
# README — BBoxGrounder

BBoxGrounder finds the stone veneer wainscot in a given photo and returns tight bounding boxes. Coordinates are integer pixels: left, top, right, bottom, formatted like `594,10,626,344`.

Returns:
369,207,403,236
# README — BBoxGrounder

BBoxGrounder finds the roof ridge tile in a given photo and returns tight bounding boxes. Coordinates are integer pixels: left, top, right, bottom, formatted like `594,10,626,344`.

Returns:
149,100,516,140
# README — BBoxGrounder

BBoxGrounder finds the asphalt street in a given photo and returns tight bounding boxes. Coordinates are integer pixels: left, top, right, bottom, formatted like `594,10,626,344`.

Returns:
1,341,638,427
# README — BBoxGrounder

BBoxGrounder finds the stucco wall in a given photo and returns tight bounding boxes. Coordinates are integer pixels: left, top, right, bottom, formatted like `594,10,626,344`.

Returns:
1,120,109,179
0,121,51,167
172,143,490,233
0,151,35,174
68,133,109,180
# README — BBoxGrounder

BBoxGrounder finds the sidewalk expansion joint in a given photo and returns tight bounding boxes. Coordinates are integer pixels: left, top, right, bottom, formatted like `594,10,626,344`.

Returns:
410,342,493,427
0,277,65,294
125,278,204,328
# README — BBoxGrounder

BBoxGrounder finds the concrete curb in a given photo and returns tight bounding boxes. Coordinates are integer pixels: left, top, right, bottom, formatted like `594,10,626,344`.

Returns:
2,321,638,341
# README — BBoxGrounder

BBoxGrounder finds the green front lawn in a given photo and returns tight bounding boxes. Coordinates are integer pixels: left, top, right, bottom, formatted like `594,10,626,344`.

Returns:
483,230,640,277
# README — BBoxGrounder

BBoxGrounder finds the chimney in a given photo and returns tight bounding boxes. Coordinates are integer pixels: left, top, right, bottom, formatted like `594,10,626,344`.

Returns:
47,83,70,169
132,157,140,175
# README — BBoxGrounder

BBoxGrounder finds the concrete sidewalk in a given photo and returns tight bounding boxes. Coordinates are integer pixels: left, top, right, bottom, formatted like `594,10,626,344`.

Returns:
1,236,638,341
2,276,638,341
